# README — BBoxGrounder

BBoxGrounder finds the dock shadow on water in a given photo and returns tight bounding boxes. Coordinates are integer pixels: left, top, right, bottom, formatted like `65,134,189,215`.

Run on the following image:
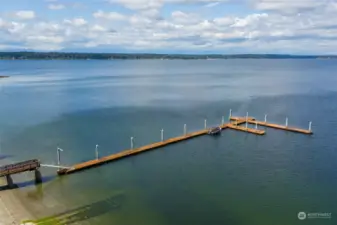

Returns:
22,193,125,224
0,154,14,160
0,173,56,191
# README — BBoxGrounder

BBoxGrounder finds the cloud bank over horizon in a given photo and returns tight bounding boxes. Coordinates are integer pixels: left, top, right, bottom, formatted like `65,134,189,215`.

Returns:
0,0,337,54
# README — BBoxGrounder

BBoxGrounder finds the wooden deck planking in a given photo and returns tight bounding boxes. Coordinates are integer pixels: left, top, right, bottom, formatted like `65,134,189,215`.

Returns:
227,123,265,135
58,115,311,175
58,120,251,175
230,117,312,134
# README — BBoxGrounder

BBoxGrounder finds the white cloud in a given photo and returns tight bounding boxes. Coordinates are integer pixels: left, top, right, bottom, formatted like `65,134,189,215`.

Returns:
139,8,161,19
0,0,337,53
171,11,201,25
7,22,26,33
205,2,220,7
231,13,268,28
93,10,126,20
108,0,162,10
48,4,65,10
27,35,64,44
64,18,87,26
108,0,227,10
91,24,107,32
213,17,234,26
253,0,329,13
14,11,35,20
0,18,5,28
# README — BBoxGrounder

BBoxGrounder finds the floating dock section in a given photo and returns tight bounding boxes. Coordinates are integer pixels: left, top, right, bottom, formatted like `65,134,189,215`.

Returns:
57,114,312,176
227,123,265,135
230,117,313,135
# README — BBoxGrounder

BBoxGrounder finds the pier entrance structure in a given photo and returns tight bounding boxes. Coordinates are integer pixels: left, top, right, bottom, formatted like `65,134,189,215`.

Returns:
0,159,42,186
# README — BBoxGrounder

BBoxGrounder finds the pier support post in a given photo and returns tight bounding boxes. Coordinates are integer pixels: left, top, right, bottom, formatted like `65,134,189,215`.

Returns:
264,114,267,123
57,147,63,171
255,122,258,130
285,117,288,127
184,124,187,135
6,175,14,187
95,144,99,160
161,129,164,142
131,137,134,149
309,121,312,131
222,116,224,125
204,119,207,129
229,109,232,120
35,169,42,184
245,112,248,129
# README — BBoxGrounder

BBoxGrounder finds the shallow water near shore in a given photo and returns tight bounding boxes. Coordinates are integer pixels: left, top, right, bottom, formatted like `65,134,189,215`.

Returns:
0,59,336,225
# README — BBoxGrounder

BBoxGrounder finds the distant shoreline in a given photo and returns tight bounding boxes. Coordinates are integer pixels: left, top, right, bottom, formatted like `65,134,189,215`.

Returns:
0,52,336,60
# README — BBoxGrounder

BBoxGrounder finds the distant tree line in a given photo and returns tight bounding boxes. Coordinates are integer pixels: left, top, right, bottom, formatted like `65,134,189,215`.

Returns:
0,52,335,60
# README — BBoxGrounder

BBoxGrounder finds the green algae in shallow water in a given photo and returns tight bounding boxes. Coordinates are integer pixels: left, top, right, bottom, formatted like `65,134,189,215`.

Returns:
21,191,125,224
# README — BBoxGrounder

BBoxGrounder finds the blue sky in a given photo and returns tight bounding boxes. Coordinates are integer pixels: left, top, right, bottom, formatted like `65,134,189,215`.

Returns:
0,0,336,54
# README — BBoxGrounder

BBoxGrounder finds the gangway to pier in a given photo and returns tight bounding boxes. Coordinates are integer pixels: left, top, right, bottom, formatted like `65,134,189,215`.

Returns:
40,164,72,169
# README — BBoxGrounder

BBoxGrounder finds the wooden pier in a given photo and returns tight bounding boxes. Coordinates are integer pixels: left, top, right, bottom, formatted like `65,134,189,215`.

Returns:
230,117,313,135
57,114,312,176
0,159,40,177
0,159,42,186
227,123,265,135
57,118,261,175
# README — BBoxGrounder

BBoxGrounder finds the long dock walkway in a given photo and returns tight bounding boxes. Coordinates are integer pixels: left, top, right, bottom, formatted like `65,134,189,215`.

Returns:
57,118,262,175
57,114,312,176
227,123,265,135
230,117,313,134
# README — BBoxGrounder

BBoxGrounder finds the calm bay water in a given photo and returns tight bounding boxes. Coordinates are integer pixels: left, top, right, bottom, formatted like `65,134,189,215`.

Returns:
0,59,336,225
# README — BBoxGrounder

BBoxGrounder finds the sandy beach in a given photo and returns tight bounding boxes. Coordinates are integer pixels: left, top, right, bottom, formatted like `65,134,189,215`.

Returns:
0,178,34,225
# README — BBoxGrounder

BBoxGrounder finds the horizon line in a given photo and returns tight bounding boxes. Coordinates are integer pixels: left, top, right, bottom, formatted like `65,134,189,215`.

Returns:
0,51,336,57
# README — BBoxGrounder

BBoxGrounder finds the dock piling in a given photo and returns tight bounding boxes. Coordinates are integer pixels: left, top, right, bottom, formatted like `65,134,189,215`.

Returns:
204,119,207,129
309,121,312,131
255,122,258,130
95,144,99,160
131,137,134,149
285,117,288,127
184,124,187,135
246,112,248,129
57,147,63,171
264,114,267,123
161,129,164,142
34,169,42,184
229,109,232,120
222,116,224,125
6,175,14,187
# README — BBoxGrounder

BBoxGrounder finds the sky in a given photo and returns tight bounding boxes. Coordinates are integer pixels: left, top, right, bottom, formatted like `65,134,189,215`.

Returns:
0,0,337,54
